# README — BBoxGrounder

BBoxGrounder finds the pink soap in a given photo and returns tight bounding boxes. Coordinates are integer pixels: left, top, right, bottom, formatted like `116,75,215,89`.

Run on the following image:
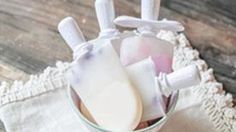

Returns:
120,35,174,75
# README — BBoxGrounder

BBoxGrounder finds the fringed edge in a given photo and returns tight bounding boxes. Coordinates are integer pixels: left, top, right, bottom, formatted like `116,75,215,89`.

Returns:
0,62,71,107
157,31,236,132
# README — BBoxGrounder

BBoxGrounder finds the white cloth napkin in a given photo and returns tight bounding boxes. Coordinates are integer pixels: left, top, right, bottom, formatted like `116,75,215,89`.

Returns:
160,88,217,132
0,63,89,132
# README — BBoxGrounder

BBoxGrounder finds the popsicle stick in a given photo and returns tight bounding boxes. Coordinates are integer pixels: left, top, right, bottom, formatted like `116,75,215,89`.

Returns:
158,65,201,96
167,65,201,89
114,0,184,33
141,0,160,20
95,0,119,38
58,17,86,51
114,16,184,32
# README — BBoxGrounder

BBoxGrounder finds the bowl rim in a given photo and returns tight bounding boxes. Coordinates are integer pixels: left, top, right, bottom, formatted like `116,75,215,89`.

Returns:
67,84,179,132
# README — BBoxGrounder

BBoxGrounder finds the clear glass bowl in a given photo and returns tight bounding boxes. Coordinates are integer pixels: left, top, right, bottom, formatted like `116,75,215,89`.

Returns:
67,86,179,132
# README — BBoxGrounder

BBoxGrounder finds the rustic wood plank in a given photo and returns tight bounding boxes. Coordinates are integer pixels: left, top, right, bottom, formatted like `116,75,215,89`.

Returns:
164,0,236,27
0,0,140,73
0,60,28,82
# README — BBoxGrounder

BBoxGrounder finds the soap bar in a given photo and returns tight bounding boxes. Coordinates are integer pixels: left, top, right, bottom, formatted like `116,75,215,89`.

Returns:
120,35,174,74
126,57,166,121
67,40,142,131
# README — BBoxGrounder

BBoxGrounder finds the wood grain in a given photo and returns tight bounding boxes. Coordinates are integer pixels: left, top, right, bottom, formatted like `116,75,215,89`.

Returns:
0,60,28,82
0,0,235,94
161,0,236,93
164,0,236,26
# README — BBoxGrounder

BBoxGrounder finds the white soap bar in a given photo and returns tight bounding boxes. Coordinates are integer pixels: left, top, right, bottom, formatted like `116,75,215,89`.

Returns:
67,40,142,131
120,35,174,75
126,57,166,121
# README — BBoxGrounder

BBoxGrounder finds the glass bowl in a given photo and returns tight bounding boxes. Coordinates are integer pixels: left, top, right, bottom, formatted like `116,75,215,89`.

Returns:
67,85,179,132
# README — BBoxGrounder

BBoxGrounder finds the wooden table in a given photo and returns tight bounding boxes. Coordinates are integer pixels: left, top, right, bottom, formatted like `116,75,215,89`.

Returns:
0,0,235,96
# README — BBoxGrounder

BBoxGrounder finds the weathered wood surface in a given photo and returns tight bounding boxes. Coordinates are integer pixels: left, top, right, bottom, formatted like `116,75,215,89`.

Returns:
0,0,235,94
164,0,236,27
163,0,236,94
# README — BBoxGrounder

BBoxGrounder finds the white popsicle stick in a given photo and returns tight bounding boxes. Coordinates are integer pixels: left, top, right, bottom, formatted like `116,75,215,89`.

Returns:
140,0,160,34
95,0,119,38
58,17,85,51
141,0,160,20
114,16,184,32
159,65,201,96
113,0,184,33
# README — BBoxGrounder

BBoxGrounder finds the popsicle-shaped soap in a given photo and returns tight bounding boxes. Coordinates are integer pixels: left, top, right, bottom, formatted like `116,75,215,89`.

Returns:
114,0,184,74
126,58,201,121
121,35,174,74
66,41,142,131
126,57,166,121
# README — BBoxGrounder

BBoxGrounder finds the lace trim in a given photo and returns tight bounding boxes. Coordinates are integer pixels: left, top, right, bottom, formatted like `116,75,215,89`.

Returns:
157,31,236,132
0,62,70,107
